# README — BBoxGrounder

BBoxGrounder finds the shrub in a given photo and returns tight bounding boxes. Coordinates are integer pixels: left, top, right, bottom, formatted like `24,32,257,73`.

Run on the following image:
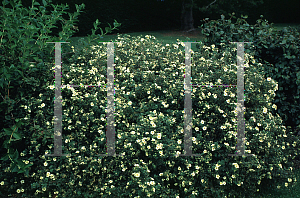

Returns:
0,0,120,196
2,27,300,197
198,13,300,137
0,2,299,197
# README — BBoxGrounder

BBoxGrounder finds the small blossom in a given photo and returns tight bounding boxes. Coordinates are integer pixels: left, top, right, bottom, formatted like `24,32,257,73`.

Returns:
133,172,140,177
232,163,239,169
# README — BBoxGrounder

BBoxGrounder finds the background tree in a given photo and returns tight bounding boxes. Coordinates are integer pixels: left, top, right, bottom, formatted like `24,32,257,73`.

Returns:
174,0,266,32
14,0,299,37
180,0,195,31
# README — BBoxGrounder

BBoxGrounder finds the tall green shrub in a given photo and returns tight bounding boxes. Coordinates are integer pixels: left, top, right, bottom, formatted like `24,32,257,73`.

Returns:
0,0,120,195
198,13,300,136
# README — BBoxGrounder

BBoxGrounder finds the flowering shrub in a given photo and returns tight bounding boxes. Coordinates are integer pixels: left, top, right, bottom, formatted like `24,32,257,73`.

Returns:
2,28,299,197
0,1,299,197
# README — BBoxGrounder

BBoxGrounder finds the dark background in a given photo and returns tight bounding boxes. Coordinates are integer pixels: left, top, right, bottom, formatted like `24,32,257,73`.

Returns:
10,0,300,38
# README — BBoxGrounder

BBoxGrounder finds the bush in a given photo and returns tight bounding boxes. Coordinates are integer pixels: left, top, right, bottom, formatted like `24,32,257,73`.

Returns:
0,2,299,197
0,0,120,196
198,13,300,136
2,25,300,197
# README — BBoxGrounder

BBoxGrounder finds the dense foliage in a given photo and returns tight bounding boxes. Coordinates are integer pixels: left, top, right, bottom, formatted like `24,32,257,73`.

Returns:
0,2,299,197
0,0,120,196
0,0,299,197
198,13,300,136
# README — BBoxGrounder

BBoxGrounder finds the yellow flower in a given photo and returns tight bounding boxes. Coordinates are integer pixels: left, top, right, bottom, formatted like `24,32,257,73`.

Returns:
257,164,261,169
157,133,161,139
133,172,140,177
232,163,239,168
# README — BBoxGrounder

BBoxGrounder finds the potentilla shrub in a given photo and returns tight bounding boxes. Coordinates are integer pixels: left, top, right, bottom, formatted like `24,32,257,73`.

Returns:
7,30,299,198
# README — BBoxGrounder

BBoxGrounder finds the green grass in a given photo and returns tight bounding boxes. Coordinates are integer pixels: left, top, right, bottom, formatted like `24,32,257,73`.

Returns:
64,23,300,51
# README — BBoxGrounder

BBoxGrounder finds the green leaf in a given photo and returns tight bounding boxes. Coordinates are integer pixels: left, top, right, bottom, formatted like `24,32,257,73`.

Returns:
24,163,34,169
11,125,18,133
17,159,25,167
280,39,286,44
113,20,121,28
12,149,19,160
1,154,9,161
9,0,16,8
11,163,19,173
4,73,11,80
15,120,24,128
2,139,10,149
24,169,30,177
4,128,13,135
105,27,111,34
12,132,22,140
33,1,40,6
